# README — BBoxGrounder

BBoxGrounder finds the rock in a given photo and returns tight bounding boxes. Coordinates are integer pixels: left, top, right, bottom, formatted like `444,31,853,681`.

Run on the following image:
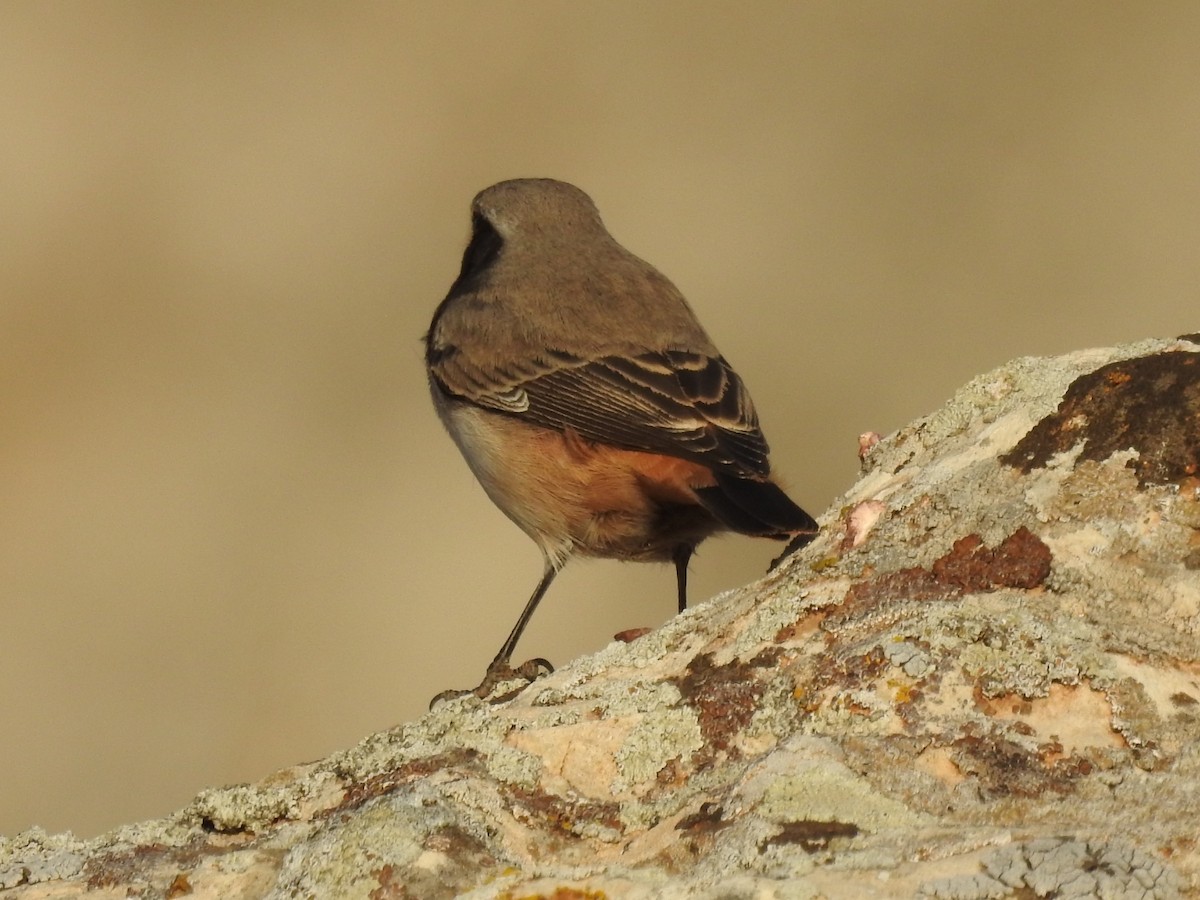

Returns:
2,336,1197,898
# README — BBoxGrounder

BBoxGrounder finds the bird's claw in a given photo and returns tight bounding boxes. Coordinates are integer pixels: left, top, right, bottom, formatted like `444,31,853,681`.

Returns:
509,657,554,682
769,530,818,571
429,657,554,708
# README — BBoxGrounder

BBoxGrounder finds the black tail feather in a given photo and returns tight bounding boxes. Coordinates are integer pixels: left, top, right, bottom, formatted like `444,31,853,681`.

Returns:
694,472,818,538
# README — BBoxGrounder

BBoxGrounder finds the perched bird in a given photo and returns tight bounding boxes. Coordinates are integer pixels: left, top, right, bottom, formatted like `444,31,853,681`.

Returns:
426,179,817,701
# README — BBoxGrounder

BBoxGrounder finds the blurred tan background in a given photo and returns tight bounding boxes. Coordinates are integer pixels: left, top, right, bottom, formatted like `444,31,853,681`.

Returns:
1,2,1197,838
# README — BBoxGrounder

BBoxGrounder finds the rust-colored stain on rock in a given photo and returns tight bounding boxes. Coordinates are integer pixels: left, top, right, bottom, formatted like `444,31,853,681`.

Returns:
837,527,1053,623
503,783,625,835
671,649,781,759
931,526,1052,591
759,819,860,853
497,889,609,900
84,838,234,893
367,825,499,899
1001,351,1200,487
949,728,1093,798
337,748,485,813
674,801,728,834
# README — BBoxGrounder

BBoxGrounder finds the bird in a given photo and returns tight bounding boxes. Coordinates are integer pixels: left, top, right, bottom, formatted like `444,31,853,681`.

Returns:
425,178,818,702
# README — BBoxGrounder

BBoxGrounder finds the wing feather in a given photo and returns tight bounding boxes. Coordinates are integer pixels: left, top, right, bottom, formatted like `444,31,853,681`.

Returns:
431,348,772,477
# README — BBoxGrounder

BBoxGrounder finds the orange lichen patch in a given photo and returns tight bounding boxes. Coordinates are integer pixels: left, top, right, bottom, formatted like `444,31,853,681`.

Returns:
832,646,889,688
889,679,917,705
500,888,609,900
792,684,817,711
913,745,966,786
508,720,632,799
865,681,917,735
773,610,827,644
982,683,1125,752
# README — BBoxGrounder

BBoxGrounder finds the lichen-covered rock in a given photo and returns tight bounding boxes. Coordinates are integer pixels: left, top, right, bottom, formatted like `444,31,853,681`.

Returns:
2,336,1197,899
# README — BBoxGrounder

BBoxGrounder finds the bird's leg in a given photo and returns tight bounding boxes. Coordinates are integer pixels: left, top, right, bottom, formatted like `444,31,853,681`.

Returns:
430,562,558,707
673,544,693,613
493,562,558,667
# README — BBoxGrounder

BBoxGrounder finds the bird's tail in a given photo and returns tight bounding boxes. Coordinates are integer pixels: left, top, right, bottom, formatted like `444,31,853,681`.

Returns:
694,472,818,540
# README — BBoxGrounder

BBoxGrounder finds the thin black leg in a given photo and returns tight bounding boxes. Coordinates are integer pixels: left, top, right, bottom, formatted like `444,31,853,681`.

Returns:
672,545,693,613
491,562,558,668
431,562,561,708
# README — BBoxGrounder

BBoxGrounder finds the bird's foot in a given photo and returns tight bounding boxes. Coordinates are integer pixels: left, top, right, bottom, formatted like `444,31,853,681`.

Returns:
769,530,818,571
429,656,554,708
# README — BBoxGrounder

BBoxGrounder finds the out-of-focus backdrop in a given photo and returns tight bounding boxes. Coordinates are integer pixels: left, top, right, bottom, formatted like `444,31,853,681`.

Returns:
2,2,1197,838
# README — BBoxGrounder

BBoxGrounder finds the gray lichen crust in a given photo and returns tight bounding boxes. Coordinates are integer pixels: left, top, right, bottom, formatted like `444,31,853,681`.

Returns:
2,336,1197,898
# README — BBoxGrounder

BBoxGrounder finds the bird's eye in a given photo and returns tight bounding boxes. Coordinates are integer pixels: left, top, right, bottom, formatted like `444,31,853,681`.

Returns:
456,213,504,285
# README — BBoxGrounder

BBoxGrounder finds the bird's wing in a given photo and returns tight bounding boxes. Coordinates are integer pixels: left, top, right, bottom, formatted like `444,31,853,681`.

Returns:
430,348,771,477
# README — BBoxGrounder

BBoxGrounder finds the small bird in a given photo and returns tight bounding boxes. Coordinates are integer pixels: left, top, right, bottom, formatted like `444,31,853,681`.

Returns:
426,179,817,701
